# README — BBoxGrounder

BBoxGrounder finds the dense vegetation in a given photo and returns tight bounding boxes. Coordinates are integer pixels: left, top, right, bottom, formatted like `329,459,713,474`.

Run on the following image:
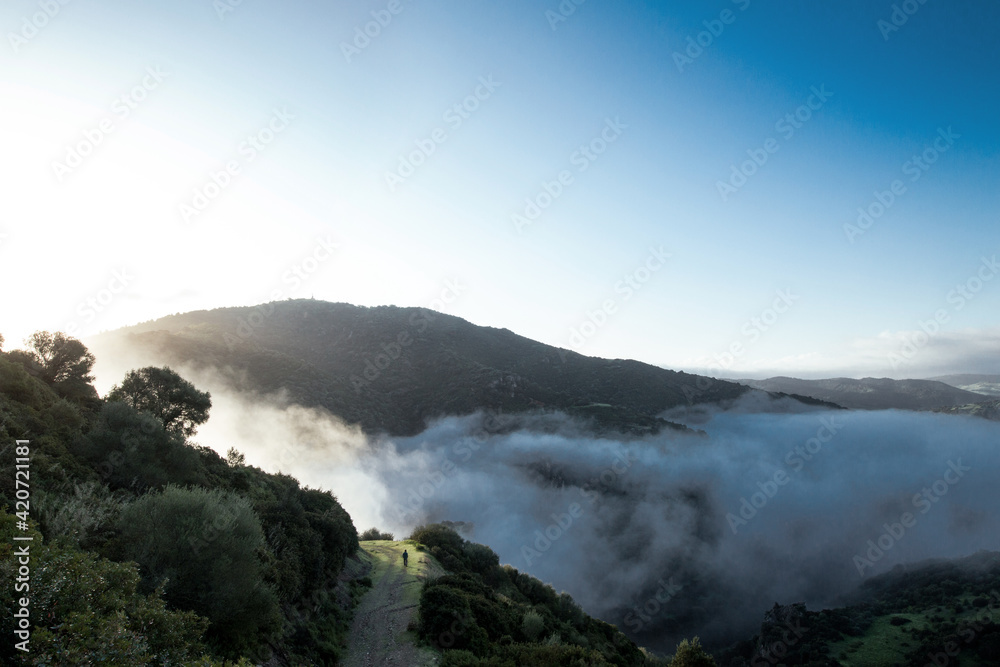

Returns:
0,332,359,665
6,327,997,666
0,330,720,666
717,551,1000,666
92,299,754,436
406,523,716,667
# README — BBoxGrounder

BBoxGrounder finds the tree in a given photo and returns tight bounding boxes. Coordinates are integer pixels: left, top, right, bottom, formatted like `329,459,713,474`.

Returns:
107,366,211,437
359,527,394,541
226,447,246,467
9,331,98,404
113,485,281,658
0,509,212,666
74,401,207,492
669,637,717,667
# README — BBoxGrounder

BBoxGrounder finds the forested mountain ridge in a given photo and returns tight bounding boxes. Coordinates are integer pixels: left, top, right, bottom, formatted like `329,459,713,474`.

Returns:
92,299,814,437
738,376,985,411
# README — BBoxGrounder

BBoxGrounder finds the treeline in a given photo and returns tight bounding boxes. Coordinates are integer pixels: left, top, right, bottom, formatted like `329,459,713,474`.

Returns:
408,523,716,667
0,332,359,665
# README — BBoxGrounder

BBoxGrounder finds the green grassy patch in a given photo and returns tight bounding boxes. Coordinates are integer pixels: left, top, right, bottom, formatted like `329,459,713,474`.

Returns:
827,613,928,666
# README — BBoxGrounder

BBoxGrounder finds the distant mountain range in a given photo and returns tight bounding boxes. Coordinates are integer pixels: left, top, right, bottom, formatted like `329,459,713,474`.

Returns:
92,300,824,437
931,399,1000,422
929,373,1000,397
737,376,987,411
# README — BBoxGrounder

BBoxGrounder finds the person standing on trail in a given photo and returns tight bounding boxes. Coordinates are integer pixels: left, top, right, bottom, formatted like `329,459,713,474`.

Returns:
402,550,408,567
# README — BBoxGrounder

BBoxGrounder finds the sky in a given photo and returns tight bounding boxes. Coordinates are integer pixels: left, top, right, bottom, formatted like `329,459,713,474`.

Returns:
1,0,999,379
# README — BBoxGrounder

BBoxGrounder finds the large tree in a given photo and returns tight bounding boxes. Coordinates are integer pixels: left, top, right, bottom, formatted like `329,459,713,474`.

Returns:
113,485,281,658
8,331,98,404
107,366,211,437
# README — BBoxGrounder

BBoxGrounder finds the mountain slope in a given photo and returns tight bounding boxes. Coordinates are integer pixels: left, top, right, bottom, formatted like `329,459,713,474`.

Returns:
720,550,1000,666
739,376,985,411
91,300,756,436
929,373,1000,397
931,398,1000,422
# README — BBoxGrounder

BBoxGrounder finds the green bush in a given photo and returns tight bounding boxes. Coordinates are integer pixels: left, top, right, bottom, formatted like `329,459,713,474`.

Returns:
668,637,716,667
0,509,211,666
112,485,281,658
522,609,545,641
359,526,395,541
73,401,207,492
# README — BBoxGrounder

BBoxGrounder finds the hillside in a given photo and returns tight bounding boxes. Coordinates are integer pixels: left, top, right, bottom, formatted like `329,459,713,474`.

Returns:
91,300,760,437
720,550,1000,666
931,398,1000,422
929,374,1000,397
738,376,985,411
0,342,361,665
0,333,667,666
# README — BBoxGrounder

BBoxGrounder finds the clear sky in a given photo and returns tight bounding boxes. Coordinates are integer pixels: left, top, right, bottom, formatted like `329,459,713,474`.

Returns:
1,0,998,379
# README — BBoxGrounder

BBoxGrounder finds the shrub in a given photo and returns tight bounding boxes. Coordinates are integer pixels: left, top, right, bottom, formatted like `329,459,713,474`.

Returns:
0,509,211,666
113,485,281,657
522,609,545,642
73,401,207,492
359,527,395,541
669,637,716,667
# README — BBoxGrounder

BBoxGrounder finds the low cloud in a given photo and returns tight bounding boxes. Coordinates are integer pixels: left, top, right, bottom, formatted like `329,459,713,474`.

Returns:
90,349,1000,652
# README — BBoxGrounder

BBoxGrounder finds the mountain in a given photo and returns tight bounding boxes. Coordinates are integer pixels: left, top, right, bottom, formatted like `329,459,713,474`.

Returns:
929,373,1000,397
90,300,814,437
931,398,1000,422
738,376,986,411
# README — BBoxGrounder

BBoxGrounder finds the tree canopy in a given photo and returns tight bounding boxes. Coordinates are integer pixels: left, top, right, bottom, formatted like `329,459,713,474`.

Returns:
8,331,98,404
107,365,211,436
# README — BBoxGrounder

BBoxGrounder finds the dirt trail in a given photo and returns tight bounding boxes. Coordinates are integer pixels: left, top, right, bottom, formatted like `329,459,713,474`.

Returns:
342,540,444,667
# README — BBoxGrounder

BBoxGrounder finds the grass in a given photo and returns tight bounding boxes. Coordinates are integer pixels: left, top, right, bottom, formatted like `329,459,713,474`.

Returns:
346,539,446,667
826,612,929,666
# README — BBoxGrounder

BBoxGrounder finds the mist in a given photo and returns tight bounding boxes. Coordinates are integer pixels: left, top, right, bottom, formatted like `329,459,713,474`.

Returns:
89,353,1000,651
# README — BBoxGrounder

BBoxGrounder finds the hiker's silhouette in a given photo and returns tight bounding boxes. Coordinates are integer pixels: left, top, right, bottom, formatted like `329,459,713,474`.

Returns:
402,550,409,567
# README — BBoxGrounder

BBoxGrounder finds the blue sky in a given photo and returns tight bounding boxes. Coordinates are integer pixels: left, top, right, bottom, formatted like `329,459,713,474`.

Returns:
1,0,998,378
